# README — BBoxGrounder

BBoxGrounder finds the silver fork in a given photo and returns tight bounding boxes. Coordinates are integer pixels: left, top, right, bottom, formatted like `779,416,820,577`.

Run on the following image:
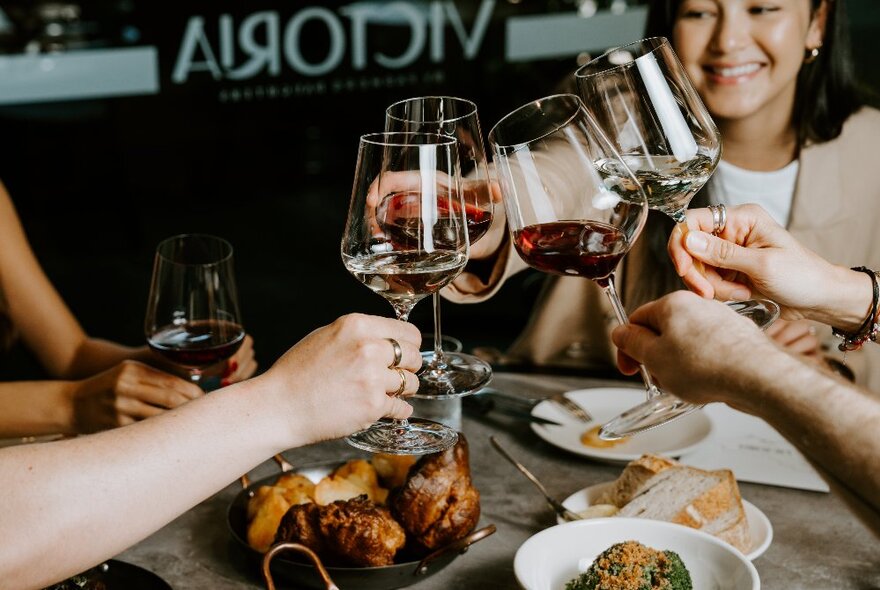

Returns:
548,393,593,423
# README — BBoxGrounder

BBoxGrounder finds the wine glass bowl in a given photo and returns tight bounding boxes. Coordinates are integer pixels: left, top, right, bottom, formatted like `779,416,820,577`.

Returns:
576,37,721,223
341,131,467,453
145,234,245,386
489,93,648,290
385,96,494,398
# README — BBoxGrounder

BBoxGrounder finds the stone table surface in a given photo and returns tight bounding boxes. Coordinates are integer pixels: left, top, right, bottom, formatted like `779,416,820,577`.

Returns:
119,373,880,589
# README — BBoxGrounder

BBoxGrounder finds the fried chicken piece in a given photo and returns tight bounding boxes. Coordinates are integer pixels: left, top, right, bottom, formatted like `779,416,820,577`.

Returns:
275,496,406,567
391,435,480,552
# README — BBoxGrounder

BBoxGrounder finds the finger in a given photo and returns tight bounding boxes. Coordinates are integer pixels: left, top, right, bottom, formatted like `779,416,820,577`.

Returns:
385,368,419,397
684,231,763,277
610,323,660,366
616,349,642,376
380,338,422,372
123,379,196,408
122,362,203,401
115,396,166,420
383,396,413,420
784,333,821,355
229,358,258,383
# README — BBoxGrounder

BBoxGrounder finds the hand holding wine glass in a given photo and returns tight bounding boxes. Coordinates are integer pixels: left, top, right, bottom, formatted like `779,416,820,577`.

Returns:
145,234,245,388
342,132,469,454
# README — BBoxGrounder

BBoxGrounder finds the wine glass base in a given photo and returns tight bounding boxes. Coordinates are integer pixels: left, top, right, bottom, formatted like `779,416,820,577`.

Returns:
345,418,458,455
599,392,701,440
726,298,780,329
416,351,493,399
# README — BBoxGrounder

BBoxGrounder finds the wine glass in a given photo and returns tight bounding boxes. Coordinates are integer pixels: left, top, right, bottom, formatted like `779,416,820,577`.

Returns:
385,96,494,398
341,132,469,454
145,234,245,388
576,37,779,439
488,93,650,405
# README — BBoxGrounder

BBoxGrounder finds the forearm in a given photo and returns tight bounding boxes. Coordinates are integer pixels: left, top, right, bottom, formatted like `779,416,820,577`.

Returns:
0,381,75,437
0,376,289,589
744,351,880,516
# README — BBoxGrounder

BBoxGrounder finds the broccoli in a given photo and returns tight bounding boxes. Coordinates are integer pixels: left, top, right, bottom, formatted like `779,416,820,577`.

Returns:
565,541,692,590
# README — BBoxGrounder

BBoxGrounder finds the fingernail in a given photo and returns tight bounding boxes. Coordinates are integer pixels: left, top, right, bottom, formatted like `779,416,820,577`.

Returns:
220,378,231,388
731,288,751,300
686,232,709,252
222,360,238,378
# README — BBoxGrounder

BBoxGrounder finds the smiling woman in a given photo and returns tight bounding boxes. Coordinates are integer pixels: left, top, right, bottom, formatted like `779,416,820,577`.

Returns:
444,0,880,391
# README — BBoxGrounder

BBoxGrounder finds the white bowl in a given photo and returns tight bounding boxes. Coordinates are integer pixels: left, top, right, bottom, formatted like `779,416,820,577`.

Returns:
514,518,759,590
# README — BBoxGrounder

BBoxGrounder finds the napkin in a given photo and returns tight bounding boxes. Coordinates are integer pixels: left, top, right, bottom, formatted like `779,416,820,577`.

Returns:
678,403,829,493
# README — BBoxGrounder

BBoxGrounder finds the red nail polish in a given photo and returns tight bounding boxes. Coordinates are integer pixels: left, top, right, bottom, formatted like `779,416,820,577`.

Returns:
221,378,231,388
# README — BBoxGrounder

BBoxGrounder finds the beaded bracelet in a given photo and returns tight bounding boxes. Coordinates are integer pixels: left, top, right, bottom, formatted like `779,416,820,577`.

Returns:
832,266,880,352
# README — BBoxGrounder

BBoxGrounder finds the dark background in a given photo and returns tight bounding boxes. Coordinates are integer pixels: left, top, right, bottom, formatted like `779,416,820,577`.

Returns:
0,0,878,376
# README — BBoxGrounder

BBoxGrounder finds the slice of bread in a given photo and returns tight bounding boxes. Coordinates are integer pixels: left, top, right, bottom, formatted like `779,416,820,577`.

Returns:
598,454,751,554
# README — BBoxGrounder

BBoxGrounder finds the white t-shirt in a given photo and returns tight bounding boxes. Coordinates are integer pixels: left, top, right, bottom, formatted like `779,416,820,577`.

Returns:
708,159,799,227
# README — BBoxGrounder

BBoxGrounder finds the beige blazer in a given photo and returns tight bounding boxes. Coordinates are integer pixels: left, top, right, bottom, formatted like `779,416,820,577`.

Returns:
446,107,880,389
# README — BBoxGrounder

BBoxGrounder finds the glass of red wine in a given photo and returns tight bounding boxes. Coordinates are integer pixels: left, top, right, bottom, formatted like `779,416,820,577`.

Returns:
342,132,469,454
576,37,778,439
488,93,648,390
145,234,245,389
385,96,493,398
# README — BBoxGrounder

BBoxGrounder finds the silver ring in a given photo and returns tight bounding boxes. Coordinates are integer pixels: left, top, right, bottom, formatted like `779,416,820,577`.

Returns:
709,204,727,236
391,368,407,397
386,338,403,369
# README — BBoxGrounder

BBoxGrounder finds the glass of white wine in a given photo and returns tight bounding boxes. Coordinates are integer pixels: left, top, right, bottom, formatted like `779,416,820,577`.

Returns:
341,132,469,454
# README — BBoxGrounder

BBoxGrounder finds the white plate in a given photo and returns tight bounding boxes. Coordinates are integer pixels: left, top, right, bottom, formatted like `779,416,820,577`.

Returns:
530,387,712,463
514,518,760,590
558,481,773,560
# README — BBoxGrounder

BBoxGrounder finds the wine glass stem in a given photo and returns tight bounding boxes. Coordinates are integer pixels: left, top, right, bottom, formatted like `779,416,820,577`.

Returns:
601,275,661,401
391,301,418,428
432,293,447,363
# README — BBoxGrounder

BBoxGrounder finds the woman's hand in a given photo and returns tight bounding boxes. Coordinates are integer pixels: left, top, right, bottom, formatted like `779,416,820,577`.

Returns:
220,334,258,386
668,204,849,321
68,360,203,433
257,313,422,446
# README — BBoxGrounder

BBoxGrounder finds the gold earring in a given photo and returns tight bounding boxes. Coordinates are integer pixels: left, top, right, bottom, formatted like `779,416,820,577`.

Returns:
804,46,821,64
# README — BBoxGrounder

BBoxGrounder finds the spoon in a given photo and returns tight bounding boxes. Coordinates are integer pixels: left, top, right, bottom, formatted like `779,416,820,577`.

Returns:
489,436,582,522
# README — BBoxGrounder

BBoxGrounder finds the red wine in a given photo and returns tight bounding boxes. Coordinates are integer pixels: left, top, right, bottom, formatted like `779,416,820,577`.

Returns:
513,221,628,287
148,319,245,368
380,190,491,246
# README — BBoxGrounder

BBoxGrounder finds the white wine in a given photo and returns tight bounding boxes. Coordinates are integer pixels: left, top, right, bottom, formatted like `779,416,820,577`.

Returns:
596,153,715,218
344,250,467,305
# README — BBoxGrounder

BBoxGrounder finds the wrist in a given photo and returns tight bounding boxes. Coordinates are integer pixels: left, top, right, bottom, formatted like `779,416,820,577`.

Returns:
237,373,312,452
56,382,80,434
813,266,873,331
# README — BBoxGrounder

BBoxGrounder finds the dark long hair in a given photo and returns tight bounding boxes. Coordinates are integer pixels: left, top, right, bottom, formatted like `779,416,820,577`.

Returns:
645,0,862,146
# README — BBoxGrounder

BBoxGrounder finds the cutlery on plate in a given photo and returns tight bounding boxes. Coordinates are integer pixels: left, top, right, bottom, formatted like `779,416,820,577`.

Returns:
489,436,582,522
463,395,563,426
479,389,593,423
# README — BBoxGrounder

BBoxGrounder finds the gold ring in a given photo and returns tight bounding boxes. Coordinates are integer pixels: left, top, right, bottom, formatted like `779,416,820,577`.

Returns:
386,338,403,369
709,204,727,236
391,368,408,397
